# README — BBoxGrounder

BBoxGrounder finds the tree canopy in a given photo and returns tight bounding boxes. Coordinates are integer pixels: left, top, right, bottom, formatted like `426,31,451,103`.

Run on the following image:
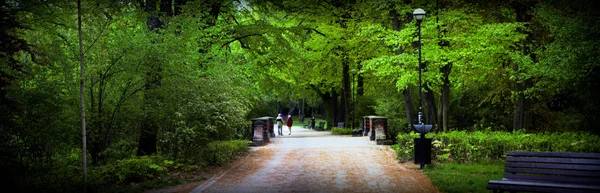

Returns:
0,0,598,191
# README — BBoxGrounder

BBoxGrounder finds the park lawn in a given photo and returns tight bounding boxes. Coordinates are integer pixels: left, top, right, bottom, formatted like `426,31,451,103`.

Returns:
289,115,327,127
423,161,504,193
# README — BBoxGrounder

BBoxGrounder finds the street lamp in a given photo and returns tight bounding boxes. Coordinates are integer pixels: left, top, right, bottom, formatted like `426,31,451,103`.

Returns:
412,8,431,169
414,8,425,127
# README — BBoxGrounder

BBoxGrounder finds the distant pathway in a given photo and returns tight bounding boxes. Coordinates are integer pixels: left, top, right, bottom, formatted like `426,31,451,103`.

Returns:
190,126,439,193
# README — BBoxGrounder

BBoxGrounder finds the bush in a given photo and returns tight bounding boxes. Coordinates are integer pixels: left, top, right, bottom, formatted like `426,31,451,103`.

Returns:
90,156,165,185
396,131,600,162
204,140,249,166
331,127,352,135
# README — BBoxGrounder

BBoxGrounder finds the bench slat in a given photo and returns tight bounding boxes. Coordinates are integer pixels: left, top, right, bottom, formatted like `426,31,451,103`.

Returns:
508,151,600,159
506,162,600,171
503,174,600,184
505,167,600,177
507,157,600,165
487,180,600,193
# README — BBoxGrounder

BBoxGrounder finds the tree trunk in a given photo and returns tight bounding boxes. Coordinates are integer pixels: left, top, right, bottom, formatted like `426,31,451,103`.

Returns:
437,0,451,132
341,59,350,125
299,99,305,123
357,64,364,96
174,0,187,16
138,0,161,156
391,8,415,125
442,67,450,132
330,88,338,129
77,0,87,188
512,1,533,132
423,86,438,127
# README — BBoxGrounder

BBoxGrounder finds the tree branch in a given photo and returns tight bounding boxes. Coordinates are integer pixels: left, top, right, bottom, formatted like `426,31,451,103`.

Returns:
220,33,262,49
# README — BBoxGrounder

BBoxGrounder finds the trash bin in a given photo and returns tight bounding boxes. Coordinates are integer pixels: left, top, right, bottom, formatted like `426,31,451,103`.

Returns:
362,116,369,136
373,119,388,145
251,120,266,146
414,138,432,166
252,117,274,137
413,123,433,169
364,116,388,142
257,116,274,138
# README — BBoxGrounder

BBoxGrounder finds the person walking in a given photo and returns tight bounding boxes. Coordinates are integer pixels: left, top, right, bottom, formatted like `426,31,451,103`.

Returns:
276,114,284,136
286,115,293,135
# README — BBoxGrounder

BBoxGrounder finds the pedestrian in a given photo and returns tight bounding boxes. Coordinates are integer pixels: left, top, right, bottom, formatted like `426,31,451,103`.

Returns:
286,115,293,135
276,114,284,136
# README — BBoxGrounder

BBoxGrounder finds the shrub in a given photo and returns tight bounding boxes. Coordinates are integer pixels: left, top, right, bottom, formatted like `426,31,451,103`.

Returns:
396,131,600,162
90,156,164,185
204,140,249,166
331,127,352,135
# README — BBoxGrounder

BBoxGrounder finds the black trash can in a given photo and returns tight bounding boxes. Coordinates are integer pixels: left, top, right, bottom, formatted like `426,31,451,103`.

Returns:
414,138,432,168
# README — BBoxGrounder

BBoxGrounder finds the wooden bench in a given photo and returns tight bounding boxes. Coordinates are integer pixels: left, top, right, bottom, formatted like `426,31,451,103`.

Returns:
486,151,600,193
337,122,345,128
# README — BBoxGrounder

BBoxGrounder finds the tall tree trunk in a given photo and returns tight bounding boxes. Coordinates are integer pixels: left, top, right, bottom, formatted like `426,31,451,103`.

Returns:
441,65,450,132
330,88,338,129
174,0,187,16
160,0,173,17
391,8,415,125
512,1,533,132
299,99,305,123
77,0,87,189
287,98,297,116
423,86,438,127
357,64,364,96
341,58,350,125
138,0,161,156
437,0,451,132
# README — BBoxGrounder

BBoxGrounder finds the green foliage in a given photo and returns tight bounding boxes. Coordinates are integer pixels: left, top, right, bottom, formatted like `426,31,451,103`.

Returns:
423,161,505,193
331,127,353,135
396,131,600,162
204,140,249,166
90,156,165,185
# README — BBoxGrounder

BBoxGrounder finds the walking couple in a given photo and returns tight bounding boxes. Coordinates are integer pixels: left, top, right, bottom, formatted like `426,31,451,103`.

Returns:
276,114,293,136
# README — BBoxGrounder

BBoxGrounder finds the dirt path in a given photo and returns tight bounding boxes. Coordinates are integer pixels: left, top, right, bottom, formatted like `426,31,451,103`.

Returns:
149,126,439,193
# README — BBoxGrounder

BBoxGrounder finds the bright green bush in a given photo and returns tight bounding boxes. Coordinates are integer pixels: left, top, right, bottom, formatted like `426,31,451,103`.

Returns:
331,127,352,135
204,140,249,166
396,131,600,162
90,156,164,185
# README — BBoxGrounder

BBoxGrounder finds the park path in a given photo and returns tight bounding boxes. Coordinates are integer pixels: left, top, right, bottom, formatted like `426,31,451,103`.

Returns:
151,126,439,193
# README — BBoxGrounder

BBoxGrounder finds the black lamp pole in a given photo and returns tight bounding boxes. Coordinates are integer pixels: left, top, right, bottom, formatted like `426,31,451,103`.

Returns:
412,8,430,169
417,18,423,126
414,8,426,136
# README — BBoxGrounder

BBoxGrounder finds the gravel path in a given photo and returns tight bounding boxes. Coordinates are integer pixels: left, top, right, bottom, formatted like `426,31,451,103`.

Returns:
191,126,439,193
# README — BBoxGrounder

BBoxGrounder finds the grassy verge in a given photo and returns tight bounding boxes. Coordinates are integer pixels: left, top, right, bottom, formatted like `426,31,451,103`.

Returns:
422,161,504,193
332,127,352,135
289,115,327,128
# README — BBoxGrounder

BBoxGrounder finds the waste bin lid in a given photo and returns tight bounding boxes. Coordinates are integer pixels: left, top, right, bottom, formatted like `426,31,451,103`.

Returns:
252,116,274,120
365,115,387,119
413,124,432,134
251,117,274,121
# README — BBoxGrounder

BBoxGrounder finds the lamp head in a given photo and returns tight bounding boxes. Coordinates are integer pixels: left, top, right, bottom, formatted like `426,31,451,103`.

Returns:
413,8,426,21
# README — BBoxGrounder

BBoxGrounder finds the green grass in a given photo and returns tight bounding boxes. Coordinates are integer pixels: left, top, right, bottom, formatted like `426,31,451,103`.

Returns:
288,115,327,127
331,127,352,135
423,161,504,193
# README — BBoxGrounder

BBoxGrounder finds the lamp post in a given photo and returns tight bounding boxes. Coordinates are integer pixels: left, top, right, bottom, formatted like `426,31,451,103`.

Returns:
414,8,425,127
412,8,431,169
